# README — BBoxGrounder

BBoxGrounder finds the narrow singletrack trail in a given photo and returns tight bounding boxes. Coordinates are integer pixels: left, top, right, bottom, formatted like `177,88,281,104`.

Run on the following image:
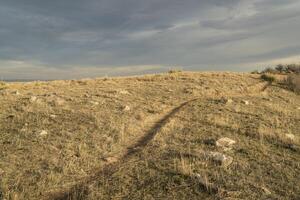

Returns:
45,81,270,200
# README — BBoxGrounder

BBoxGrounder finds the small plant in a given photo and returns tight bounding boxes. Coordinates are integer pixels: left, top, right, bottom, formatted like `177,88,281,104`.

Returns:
284,74,300,94
0,81,7,90
251,70,260,74
261,74,276,83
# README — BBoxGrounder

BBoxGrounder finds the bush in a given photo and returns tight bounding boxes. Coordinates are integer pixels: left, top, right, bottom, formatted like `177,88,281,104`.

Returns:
286,64,300,74
285,74,300,94
262,67,278,74
0,81,7,90
261,74,276,83
251,70,260,74
261,64,300,75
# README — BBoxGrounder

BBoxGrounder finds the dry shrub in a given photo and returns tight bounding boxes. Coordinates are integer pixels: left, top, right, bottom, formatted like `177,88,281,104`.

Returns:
0,81,7,90
260,74,276,83
285,74,300,94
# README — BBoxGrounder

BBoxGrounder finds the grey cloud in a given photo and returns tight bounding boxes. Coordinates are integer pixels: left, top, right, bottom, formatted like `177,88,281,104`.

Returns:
0,0,300,79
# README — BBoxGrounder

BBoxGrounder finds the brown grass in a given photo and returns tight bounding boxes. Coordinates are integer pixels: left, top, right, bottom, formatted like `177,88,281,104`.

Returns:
0,72,299,199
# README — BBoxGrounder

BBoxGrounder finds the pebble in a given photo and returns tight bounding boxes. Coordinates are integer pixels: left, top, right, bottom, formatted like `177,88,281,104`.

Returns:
216,137,236,151
39,130,48,136
123,105,130,111
207,152,233,167
90,101,99,105
242,100,249,105
285,134,295,141
119,90,130,95
30,96,37,102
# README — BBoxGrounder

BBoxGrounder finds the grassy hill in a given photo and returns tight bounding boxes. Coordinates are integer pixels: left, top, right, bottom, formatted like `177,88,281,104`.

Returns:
0,72,299,200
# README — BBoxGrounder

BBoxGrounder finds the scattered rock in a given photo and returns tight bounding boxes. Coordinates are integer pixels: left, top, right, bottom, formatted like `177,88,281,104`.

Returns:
285,134,295,141
102,156,118,163
220,97,233,104
39,130,48,136
123,105,130,111
119,90,130,95
29,96,37,102
90,101,99,105
216,137,236,150
297,107,300,110
50,114,57,119
242,100,249,105
207,152,233,167
261,186,272,195
12,90,20,95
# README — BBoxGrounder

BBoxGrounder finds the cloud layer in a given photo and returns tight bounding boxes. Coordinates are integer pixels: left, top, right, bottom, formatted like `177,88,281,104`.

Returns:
1,0,300,79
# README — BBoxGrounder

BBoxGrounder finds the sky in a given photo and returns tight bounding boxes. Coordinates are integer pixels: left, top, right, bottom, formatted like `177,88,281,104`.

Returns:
1,0,300,80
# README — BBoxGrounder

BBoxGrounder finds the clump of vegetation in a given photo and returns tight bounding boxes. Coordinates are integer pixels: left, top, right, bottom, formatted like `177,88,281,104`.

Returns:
285,74,300,94
261,64,300,74
260,74,276,83
251,70,260,74
0,81,7,90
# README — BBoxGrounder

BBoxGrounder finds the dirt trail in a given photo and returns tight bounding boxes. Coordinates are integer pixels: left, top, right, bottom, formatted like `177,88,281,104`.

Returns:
44,82,270,200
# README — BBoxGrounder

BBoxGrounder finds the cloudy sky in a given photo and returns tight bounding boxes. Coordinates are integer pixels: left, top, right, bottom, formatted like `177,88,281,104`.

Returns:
1,0,300,80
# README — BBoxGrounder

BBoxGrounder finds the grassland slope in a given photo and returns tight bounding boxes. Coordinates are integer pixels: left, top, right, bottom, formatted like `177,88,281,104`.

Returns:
0,72,299,199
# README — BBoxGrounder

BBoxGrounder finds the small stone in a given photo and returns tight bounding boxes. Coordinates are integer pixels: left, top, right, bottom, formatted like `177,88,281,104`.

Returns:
216,137,236,150
297,107,300,110
50,114,57,119
207,152,233,167
123,105,130,111
261,186,271,195
220,97,233,104
285,134,295,141
30,96,37,102
242,100,249,105
39,130,48,136
12,90,20,95
102,156,118,163
90,101,99,105
119,90,130,95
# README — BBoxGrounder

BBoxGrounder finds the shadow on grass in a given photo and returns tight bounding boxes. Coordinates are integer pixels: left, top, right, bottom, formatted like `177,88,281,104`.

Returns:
45,98,201,200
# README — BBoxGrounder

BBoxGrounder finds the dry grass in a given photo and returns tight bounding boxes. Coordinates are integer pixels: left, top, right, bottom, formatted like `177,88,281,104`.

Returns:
285,74,300,94
0,72,299,199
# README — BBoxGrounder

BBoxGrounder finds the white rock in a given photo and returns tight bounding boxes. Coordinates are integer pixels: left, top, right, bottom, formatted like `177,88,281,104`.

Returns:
261,186,272,195
12,90,20,95
90,101,99,105
285,134,295,141
119,90,130,95
297,107,300,110
220,97,233,104
123,105,130,111
39,130,48,136
207,152,233,167
242,100,249,105
216,137,236,149
30,96,37,102
102,156,118,163
50,114,57,119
